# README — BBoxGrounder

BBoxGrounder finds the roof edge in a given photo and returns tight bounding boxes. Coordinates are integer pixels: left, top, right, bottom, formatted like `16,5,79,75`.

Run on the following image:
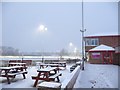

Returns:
85,35,120,38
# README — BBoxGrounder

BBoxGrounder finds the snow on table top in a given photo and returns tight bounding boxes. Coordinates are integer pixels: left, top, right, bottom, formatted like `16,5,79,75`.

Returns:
37,67,57,72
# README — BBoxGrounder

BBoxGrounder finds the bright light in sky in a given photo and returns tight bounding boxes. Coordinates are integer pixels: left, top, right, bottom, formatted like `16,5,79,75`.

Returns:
74,47,77,52
37,24,47,32
69,42,73,47
45,27,47,31
39,25,45,30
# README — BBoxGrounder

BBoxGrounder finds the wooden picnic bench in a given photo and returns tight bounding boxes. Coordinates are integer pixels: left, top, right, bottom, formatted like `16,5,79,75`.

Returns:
0,66,27,84
9,60,32,67
9,60,22,63
22,60,32,67
31,67,62,87
8,62,27,70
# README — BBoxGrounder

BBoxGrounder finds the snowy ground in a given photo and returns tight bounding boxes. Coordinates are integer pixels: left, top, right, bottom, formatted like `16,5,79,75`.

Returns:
74,63,119,88
0,63,119,89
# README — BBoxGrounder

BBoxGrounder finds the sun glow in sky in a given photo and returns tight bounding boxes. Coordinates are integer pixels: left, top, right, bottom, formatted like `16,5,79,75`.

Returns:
37,24,47,32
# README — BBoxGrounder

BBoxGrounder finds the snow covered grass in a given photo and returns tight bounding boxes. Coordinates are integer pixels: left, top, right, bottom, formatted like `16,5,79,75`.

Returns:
74,63,118,88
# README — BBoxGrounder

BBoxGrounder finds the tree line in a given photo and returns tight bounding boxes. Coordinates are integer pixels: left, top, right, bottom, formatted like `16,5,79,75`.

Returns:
0,46,19,56
0,46,80,56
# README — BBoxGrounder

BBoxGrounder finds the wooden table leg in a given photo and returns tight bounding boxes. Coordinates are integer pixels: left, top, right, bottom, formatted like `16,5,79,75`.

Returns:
22,73,26,79
45,72,51,81
33,72,41,87
5,70,10,84
23,65,27,71
57,76,60,82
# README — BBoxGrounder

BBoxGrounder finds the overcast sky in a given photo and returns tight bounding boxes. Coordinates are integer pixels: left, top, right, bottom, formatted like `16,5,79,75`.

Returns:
1,1,118,52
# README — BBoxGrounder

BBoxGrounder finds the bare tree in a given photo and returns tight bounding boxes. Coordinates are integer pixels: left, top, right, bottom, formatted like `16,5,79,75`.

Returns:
0,46,19,56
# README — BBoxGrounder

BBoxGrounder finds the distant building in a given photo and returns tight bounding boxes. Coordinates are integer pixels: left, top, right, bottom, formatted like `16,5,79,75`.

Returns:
84,35,120,65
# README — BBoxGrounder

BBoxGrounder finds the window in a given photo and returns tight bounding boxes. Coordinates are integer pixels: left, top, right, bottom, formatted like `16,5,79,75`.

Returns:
115,46,120,53
85,38,99,46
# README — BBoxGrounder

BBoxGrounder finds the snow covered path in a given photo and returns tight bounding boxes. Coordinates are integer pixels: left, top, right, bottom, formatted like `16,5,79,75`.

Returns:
74,63,118,88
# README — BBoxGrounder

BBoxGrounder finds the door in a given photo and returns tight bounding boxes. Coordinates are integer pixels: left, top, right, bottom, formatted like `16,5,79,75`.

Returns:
102,51,113,64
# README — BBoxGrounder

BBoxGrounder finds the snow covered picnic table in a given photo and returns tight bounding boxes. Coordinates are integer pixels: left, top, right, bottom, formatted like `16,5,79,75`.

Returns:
0,66,27,84
32,67,62,87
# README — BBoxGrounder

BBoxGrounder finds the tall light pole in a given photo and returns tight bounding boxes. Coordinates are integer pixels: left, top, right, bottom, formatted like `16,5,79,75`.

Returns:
80,29,86,70
80,0,86,70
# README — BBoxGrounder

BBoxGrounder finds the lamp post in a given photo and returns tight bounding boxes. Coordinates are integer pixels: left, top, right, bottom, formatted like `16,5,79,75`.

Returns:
80,0,86,70
80,29,86,70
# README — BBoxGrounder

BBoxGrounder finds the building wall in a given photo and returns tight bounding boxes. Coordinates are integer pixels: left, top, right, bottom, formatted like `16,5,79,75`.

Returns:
85,46,96,52
89,51,115,64
118,1,120,66
89,51,103,64
85,35,120,52
99,36,119,48
113,53,120,65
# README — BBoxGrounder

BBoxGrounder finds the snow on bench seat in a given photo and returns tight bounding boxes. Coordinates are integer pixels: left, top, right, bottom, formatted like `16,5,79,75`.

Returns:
1,71,28,79
8,71,27,76
49,72,62,78
1,71,27,76
58,67,66,70
49,72,62,82
38,81,61,88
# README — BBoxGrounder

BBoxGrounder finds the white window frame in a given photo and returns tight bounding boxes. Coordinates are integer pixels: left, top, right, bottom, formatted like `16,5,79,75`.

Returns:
85,38,99,46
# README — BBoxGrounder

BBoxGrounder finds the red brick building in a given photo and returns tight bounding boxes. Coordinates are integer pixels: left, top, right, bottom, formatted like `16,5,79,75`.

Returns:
84,35,120,65
88,44,115,64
